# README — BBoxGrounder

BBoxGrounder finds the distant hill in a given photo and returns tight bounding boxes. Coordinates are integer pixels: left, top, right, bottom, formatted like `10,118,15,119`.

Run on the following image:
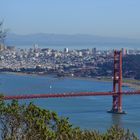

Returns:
5,33,140,48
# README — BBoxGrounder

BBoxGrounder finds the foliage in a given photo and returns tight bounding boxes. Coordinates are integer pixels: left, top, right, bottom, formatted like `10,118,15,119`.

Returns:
0,99,138,140
0,21,7,44
97,54,140,80
123,55,140,79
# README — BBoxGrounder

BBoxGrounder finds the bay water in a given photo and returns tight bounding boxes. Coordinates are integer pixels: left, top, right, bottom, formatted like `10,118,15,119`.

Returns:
0,73,140,136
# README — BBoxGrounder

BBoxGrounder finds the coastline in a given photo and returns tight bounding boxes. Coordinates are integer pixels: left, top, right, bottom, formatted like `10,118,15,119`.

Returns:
1,71,140,90
67,76,140,90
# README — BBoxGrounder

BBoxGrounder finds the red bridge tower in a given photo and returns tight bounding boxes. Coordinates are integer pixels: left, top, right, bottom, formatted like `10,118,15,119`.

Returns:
108,50,125,114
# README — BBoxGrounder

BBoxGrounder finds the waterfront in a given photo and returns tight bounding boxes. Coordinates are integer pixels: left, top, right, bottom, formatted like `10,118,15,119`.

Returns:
0,73,140,136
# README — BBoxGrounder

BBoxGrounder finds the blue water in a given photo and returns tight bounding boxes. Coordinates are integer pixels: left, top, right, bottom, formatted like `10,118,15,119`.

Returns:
0,73,140,136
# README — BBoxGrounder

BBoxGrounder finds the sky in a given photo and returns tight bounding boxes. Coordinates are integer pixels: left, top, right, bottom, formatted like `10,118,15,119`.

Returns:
0,0,140,39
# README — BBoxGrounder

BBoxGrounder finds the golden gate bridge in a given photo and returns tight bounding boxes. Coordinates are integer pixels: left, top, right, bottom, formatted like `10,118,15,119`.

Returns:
3,50,140,114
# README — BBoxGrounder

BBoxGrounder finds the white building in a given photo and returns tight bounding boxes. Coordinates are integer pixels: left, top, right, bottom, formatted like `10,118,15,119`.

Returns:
64,48,69,53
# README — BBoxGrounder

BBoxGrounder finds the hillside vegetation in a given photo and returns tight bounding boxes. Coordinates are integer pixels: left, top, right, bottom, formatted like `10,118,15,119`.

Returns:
97,54,140,80
0,99,138,140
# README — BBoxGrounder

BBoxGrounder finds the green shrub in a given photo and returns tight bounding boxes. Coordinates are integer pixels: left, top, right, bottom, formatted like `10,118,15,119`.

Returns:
0,100,138,140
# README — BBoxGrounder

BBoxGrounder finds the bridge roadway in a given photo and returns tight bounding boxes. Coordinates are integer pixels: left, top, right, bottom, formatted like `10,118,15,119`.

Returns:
3,90,140,100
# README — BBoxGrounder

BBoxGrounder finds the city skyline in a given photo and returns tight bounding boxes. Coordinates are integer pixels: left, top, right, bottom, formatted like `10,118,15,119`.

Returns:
1,0,140,39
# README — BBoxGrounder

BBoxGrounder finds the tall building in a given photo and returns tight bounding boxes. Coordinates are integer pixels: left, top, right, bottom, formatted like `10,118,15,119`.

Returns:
121,48,127,56
92,48,96,55
64,48,69,53
78,51,83,56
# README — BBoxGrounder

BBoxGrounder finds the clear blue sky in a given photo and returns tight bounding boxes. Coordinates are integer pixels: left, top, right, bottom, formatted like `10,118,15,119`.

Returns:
1,0,140,39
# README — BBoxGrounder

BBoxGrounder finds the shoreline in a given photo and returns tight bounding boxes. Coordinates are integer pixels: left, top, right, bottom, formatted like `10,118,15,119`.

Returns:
1,71,140,90
67,76,140,90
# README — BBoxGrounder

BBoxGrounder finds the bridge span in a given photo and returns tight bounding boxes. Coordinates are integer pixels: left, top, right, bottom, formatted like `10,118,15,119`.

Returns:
3,90,140,100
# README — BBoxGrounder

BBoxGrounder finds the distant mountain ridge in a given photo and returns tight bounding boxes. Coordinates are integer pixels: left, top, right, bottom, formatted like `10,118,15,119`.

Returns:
5,33,140,47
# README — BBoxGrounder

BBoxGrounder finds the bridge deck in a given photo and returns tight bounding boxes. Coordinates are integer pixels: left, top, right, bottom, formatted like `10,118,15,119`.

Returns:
3,90,140,100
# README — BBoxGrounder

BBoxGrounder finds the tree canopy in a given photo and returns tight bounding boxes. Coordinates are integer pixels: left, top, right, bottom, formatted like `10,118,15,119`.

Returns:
0,21,7,44
0,99,138,140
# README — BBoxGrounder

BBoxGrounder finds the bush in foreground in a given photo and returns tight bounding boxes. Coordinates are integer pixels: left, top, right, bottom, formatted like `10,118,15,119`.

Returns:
0,100,138,140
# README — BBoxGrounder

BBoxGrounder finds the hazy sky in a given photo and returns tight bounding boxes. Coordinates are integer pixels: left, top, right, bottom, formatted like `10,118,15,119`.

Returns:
1,0,140,38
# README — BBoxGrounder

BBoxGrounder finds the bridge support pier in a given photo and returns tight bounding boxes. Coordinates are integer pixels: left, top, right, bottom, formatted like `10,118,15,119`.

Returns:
107,94,126,114
108,50,126,114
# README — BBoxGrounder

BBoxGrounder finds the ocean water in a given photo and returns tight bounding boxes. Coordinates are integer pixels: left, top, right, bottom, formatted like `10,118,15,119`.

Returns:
0,73,140,136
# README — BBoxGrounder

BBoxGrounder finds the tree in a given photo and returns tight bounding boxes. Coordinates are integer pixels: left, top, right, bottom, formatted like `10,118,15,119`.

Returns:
0,99,139,140
0,21,7,44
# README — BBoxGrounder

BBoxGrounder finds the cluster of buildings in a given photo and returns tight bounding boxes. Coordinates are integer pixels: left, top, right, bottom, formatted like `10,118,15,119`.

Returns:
0,43,139,77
